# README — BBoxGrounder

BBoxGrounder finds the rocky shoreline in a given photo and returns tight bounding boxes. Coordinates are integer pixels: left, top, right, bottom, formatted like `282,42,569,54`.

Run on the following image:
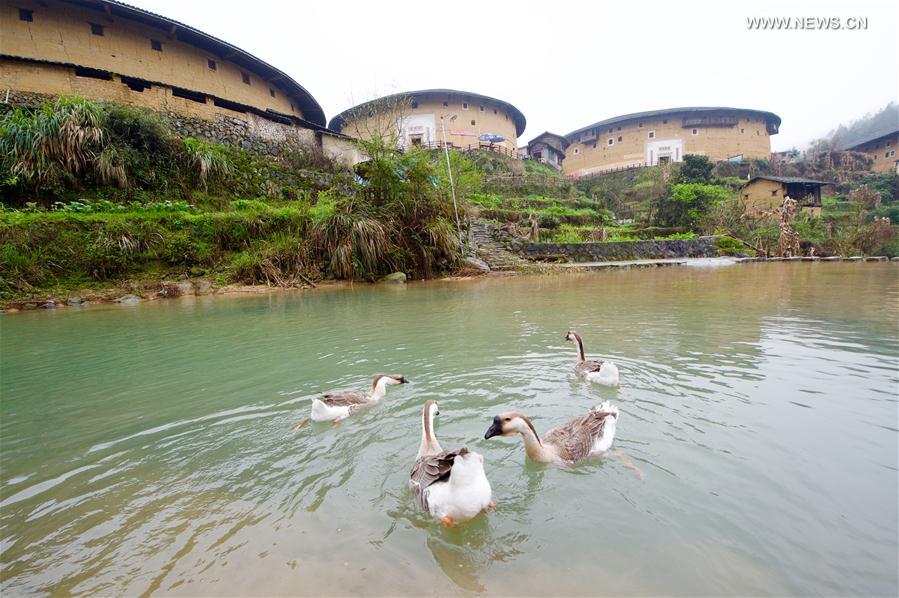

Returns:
2,255,895,315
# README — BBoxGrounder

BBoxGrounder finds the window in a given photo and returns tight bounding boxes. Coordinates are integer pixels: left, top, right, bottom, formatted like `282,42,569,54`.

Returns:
887,150,897,158
470,120,476,126
648,131,655,139
638,121,644,127
462,102,469,110
607,138,613,145
756,130,760,135
573,148,580,155
771,189,779,196
207,59,217,70
616,126,621,131
269,88,276,98
662,119,668,124
493,109,497,114
151,39,162,51
290,103,294,112
442,101,448,107
18,8,33,21
121,76,151,92
608,128,613,133
691,128,698,135
617,136,622,142
74,66,111,80
410,100,418,108
741,128,744,134
241,72,250,85
479,105,484,112
592,143,597,149
90,22,104,36
171,87,206,104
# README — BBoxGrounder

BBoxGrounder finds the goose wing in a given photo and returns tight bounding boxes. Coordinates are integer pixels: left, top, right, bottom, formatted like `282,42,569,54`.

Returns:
544,409,614,463
320,390,368,407
409,448,467,509
576,359,604,373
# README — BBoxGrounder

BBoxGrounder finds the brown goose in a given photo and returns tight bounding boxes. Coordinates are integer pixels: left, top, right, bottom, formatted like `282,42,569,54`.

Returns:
309,374,407,422
410,400,493,526
566,330,620,386
484,401,619,465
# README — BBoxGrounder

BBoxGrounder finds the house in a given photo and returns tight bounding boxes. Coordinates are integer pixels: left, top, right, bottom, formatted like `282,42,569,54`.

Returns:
741,176,832,217
526,131,570,171
837,128,899,173
563,107,781,178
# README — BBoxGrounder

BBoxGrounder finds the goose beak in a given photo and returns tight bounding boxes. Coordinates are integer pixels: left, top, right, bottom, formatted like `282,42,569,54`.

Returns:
399,376,409,384
484,417,502,439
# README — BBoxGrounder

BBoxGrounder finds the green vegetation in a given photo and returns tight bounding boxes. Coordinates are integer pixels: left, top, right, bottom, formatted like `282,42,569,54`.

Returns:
2,97,897,307
0,96,479,304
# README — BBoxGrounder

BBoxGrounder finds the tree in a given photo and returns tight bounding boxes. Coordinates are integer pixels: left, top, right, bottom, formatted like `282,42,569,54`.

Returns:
653,183,730,229
675,154,714,184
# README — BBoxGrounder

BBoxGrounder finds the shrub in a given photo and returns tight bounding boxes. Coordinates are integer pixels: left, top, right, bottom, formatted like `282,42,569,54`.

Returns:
675,155,714,184
654,183,732,229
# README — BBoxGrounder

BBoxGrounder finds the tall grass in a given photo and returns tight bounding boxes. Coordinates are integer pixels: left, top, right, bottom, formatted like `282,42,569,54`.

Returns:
0,97,104,191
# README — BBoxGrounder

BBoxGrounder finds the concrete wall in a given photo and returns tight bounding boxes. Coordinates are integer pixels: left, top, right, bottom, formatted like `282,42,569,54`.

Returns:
563,110,774,177
740,178,784,215
1,0,307,119
338,93,519,151
514,238,718,261
852,133,899,173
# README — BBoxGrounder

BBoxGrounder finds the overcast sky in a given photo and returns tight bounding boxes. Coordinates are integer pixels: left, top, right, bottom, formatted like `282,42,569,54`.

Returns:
128,0,897,151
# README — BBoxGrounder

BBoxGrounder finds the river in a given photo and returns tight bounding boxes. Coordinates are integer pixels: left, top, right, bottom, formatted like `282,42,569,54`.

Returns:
1,263,897,596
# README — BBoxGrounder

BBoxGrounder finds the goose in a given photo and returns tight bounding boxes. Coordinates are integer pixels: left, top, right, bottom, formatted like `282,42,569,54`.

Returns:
410,400,494,526
309,374,407,422
484,401,619,465
565,330,619,386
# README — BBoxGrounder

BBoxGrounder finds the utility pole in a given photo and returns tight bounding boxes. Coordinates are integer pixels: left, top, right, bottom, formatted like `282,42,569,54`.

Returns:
440,115,463,250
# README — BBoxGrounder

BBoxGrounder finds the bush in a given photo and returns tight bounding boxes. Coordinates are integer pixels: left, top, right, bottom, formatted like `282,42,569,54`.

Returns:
675,155,714,184
715,236,749,256
654,183,732,229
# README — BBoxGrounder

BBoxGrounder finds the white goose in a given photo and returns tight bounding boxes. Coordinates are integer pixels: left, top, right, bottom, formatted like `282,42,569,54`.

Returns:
409,400,493,527
565,330,620,386
309,374,407,422
484,401,619,466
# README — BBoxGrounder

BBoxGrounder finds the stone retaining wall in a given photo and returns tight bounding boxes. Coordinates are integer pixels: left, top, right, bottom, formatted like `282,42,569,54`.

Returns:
513,237,718,262
2,90,363,165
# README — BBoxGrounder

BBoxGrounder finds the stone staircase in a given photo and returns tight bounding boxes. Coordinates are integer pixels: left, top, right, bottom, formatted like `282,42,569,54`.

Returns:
467,221,532,271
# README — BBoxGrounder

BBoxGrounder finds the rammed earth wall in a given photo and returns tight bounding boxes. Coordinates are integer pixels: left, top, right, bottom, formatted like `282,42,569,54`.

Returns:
513,237,718,261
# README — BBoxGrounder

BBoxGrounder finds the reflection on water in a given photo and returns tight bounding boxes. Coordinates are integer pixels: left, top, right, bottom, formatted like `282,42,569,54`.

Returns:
1,263,897,596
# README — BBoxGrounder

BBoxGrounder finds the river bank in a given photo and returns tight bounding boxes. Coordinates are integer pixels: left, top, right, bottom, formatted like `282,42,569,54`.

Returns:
3,255,895,313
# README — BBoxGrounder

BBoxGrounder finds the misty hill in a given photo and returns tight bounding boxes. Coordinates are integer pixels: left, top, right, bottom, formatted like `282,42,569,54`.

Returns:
813,103,899,150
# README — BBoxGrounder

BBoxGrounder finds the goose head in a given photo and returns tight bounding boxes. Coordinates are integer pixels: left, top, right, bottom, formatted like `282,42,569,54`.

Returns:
484,411,539,441
371,374,408,390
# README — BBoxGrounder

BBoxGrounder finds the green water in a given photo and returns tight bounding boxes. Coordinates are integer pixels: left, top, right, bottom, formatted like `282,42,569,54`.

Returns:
1,263,897,596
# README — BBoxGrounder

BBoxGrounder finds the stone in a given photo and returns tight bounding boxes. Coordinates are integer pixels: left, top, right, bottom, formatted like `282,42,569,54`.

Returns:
3,308,20,314
865,256,888,262
176,280,195,295
66,297,82,306
381,272,407,284
40,300,56,309
891,257,899,262
195,280,214,295
463,257,491,273
117,294,141,304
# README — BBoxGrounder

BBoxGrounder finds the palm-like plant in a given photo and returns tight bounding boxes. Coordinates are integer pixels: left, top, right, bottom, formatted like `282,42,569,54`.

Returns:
0,96,104,190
